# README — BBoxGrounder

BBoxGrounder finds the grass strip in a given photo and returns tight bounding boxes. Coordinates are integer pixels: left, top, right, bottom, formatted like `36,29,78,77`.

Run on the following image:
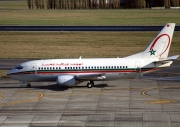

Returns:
0,1,179,25
0,31,179,59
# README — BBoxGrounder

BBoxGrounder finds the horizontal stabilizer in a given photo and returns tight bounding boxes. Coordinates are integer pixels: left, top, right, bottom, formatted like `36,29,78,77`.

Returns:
152,55,179,65
167,55,179,60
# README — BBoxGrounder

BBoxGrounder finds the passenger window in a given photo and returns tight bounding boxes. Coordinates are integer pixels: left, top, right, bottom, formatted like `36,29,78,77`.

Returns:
59,67,61,70
44,67,46,70
41,67,43,70
47,67,49,70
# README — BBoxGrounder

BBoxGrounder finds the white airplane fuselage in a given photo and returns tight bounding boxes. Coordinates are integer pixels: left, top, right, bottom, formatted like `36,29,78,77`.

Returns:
7,57,172,82
6,23,178,88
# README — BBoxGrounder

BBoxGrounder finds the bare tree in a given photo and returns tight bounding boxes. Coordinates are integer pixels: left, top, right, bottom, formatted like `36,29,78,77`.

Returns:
55,0,59,9
171,0,175,6
35,0,39,9
29,0,33,9
27,0,31,9
46,0,50,9
163,0,170,8
41,0,44,9
139,0,146,8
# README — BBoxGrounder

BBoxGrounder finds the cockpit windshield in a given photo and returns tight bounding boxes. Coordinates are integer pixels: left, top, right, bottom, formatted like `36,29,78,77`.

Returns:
14,65,23,70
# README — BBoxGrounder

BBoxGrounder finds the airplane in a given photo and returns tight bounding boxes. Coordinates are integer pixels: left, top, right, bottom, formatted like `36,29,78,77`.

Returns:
6,23,179,88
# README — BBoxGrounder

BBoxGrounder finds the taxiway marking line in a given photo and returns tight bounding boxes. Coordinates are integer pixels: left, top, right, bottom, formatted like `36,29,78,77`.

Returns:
141,86,178,104
1,87,144,106
1,90,44,106
144,99,176,104
0,92,4,98
1,85,178,106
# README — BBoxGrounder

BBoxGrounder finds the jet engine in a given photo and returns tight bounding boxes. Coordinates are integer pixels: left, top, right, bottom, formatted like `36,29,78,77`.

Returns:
57,75,76,86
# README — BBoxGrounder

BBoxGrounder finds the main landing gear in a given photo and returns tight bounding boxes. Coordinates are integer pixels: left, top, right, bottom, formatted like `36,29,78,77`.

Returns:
26,82,31,88
87,80,94,88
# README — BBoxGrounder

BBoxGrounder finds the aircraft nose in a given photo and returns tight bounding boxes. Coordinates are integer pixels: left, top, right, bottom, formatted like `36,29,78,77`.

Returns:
6,69,13,76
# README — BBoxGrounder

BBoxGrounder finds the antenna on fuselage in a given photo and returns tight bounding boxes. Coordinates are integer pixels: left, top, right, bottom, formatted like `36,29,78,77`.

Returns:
79,56,82,59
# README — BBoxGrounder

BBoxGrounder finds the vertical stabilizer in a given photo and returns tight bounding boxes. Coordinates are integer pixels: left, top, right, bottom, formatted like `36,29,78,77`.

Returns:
142,23,175,59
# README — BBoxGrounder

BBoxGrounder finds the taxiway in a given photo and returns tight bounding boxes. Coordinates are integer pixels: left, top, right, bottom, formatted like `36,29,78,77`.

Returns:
0,75,180,126
0,60,180,127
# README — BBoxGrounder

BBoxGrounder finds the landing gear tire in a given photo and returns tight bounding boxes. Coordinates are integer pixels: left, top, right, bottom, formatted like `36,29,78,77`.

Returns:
90,80,94,86
87,82,93,88
26,83,31,88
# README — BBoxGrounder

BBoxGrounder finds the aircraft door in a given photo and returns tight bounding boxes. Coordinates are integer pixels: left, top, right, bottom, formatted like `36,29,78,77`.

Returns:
135,61,141,76
31,63,37,74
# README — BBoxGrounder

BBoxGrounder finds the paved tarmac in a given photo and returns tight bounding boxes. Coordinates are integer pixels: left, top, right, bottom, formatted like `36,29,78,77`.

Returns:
0,60,180,127
0,73,180,126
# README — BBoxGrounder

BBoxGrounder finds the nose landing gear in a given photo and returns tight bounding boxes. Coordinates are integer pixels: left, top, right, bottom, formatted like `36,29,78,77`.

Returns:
26,82,31,88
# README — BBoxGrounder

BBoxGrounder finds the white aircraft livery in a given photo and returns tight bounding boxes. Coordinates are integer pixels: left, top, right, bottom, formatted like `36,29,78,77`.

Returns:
6,23,179,88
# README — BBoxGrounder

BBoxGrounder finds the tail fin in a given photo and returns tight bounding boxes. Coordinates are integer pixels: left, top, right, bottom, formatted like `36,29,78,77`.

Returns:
142,23,175,59
125,23,176,59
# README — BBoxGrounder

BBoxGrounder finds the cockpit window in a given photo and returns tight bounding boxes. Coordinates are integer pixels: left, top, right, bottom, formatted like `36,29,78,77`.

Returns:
14,65,23,70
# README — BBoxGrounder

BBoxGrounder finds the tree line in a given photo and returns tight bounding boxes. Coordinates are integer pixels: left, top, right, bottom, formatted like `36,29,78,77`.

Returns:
146,0,180,8
27,0,180,9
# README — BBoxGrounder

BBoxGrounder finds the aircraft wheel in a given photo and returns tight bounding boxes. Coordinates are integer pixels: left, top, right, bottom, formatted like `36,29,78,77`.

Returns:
87,82,93,88
90,80,94,86
27,83,31,88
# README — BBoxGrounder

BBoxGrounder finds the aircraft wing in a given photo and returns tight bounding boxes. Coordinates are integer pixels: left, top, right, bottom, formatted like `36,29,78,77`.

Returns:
75,73,106,81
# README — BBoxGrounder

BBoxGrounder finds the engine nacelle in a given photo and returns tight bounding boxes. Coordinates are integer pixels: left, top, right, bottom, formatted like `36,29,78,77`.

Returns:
57,75,76,86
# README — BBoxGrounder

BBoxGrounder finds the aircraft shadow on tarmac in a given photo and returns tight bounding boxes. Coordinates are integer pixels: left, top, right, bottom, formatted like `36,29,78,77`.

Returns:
0,83,109,91
32,83,108,91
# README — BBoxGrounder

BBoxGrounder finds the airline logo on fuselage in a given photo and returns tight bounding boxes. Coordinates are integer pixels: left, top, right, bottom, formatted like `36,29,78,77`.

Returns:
41,63,83,67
